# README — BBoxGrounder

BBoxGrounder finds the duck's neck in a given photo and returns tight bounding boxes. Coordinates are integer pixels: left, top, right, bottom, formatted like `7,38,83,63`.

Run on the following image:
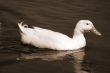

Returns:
73,28,84,37
72,28,86,48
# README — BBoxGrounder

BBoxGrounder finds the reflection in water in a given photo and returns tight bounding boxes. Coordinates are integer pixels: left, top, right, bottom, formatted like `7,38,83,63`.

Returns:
17,48,89,73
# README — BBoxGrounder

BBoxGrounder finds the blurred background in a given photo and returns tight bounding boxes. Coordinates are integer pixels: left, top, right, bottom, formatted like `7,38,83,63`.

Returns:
0,0,110,73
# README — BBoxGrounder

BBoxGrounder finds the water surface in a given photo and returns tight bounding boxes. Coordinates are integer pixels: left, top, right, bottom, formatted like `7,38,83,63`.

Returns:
0,0,110,73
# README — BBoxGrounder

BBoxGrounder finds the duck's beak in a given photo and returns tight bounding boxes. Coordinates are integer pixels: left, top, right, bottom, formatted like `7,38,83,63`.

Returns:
91,26,102,36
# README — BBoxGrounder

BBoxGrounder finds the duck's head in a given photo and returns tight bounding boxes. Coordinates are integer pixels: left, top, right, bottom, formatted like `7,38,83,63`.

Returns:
76,20,102,36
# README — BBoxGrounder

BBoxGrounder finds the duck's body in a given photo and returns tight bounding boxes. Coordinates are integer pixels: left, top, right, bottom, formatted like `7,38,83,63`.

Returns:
30,27,86,50
18,20,101,50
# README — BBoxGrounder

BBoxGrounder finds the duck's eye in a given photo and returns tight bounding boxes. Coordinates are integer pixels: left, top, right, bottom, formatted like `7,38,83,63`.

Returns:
86,23,89,25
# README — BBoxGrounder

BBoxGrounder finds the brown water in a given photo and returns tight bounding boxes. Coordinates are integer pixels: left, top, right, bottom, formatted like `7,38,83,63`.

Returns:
0,0,110,73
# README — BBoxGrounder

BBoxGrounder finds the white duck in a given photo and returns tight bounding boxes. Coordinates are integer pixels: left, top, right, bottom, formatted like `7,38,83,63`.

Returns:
18,20,101,50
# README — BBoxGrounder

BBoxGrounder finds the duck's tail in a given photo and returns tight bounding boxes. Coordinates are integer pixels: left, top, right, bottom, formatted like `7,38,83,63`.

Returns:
18,22,28,33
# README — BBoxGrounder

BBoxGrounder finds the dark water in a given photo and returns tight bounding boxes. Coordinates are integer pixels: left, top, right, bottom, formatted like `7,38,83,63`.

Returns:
0,0,110,73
